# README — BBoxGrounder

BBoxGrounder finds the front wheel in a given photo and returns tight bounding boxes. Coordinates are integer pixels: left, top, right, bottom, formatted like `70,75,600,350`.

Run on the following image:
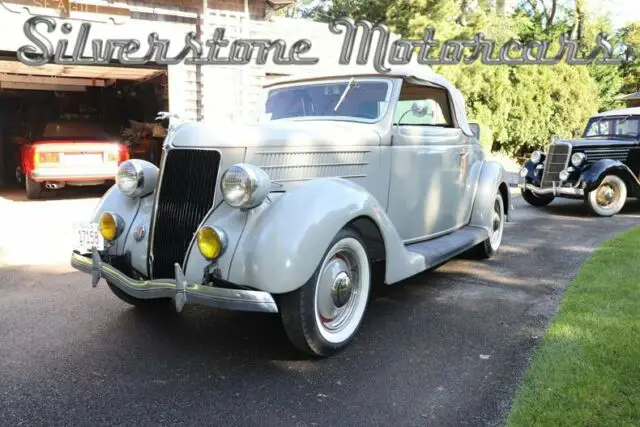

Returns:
279,227,372,357
106,281,173,310
585,175,627,217
521,188,554,207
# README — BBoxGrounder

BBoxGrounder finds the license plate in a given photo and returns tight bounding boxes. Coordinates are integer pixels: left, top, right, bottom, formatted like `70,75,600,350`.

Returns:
62,154,103,165
73,223,104,253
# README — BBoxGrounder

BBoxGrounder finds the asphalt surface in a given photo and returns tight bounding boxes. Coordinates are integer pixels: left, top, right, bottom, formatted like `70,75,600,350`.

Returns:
1,187,639,426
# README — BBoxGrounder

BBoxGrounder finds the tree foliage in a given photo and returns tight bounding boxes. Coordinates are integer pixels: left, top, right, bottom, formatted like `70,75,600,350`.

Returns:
288,0,637,157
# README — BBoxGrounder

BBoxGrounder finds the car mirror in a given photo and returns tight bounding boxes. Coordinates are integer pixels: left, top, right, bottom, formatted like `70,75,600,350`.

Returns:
469,123,480,139
411,101,429,117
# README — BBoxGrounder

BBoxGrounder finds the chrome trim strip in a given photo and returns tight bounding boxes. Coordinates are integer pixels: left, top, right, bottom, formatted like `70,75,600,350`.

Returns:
521,182,584,196
146,147,169,278
71,251,279,314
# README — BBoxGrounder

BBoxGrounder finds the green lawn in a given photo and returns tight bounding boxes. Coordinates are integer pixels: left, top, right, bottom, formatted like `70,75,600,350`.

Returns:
507,226,640,427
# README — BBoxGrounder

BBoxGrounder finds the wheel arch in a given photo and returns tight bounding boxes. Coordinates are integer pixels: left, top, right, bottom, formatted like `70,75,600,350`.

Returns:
580,159,640,195
226,178,421,294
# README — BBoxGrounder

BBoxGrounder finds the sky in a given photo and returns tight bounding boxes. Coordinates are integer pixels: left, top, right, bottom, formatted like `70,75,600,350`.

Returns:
592,0,640,29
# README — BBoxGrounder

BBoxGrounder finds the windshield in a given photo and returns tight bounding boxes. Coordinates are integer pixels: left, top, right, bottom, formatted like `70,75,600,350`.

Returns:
582,115,640,139
264,79,392,122
36,121,110,140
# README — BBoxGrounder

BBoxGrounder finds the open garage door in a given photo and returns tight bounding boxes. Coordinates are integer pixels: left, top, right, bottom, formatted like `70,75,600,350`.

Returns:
0,57,167,191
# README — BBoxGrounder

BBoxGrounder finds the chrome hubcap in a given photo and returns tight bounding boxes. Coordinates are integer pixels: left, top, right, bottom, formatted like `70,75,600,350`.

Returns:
313,237,371,344
596,184,617,207
316,252,359,332
489,197,504,250
331,271,353,308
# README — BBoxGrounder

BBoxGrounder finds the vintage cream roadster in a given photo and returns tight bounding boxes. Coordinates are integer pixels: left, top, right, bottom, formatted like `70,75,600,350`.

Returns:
71,66,511,356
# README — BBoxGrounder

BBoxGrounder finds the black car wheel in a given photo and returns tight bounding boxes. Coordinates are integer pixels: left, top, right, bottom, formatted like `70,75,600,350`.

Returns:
25,176,43,200
585,174,627,217
521,188,554,207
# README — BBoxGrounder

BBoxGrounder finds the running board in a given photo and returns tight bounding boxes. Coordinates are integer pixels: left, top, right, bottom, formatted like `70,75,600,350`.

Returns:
405,226,489,270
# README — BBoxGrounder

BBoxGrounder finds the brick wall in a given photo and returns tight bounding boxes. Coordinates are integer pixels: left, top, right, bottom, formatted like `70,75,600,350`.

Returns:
119,0,267,19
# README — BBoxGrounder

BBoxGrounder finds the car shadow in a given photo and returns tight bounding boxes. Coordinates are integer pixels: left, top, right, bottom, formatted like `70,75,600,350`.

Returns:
542,197,640,217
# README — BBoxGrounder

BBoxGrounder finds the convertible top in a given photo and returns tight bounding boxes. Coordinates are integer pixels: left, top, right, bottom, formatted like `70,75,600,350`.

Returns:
263,64,474,137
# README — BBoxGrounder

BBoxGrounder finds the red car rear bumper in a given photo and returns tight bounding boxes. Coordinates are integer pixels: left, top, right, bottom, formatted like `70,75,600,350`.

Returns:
29,166,118,182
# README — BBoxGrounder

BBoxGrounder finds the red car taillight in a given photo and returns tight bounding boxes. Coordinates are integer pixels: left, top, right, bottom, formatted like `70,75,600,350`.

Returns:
119,144,130,163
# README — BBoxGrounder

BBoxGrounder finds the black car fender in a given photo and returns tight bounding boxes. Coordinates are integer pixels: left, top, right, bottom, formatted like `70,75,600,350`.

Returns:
579,159,640,195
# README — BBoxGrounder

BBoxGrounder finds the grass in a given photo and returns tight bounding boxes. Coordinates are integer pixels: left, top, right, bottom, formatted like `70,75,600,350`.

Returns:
506,226,640,427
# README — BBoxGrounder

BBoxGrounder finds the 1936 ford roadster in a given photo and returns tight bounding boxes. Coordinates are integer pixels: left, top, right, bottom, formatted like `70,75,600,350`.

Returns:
70,66,511,356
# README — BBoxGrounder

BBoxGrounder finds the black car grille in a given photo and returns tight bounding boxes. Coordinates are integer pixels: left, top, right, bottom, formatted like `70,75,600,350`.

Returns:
540,143,571,188
149,149,221,279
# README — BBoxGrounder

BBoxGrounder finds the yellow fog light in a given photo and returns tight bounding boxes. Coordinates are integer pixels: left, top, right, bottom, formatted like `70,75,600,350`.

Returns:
196,226,227,261
98,212,124,241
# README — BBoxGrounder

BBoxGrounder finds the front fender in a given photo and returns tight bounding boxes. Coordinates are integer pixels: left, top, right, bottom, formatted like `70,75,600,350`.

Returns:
470,160,511,231
520,159,541,186
579,159,640,193
226,178,424,294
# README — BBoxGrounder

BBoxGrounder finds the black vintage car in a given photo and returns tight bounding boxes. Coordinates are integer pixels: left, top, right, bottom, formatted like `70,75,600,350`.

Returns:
519,107,640,216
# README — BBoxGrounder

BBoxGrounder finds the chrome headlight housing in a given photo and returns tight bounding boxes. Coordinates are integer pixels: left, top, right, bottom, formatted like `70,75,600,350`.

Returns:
530,150,543,164
220,163,271,209
571,152,586,167
116,159,158,198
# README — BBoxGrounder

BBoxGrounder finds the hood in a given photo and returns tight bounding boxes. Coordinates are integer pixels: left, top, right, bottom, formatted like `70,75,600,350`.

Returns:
558,137,638,149
169,119,382,149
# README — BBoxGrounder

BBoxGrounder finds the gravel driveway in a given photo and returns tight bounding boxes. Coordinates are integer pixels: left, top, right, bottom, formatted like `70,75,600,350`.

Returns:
1,188,638,426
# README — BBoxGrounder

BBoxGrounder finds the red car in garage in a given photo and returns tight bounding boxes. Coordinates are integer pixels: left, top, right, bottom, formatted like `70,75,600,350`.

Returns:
15,120,130,199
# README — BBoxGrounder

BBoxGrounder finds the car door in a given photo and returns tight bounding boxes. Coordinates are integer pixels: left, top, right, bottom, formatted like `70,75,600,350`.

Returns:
386,83,469,242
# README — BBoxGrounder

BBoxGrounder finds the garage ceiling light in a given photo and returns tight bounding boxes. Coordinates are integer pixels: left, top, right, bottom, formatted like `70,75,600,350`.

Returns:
0,81,87,92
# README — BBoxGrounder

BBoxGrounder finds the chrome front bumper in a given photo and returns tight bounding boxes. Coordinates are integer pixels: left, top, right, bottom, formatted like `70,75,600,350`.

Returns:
71,250,279,314
521,182,584,197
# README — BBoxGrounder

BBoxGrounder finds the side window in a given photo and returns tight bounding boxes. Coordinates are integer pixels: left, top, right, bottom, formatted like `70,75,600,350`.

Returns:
394,83,454,127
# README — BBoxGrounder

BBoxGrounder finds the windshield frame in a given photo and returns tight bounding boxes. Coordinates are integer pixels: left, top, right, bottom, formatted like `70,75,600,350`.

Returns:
582,114,640,140
263,77,395,124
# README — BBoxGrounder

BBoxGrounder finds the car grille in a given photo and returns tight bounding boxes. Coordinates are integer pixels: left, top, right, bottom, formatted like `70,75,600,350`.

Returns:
149,149,221,279
540,143,571,188
580,147,631,163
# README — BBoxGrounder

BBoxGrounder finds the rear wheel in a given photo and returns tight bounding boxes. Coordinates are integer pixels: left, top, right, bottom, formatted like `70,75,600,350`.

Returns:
25,176,43,200
585,175,627,217
280,227,372,357
470,192,505,259
521,188,554,207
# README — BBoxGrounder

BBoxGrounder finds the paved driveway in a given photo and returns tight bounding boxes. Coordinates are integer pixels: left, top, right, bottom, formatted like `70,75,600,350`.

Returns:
1,189,638,426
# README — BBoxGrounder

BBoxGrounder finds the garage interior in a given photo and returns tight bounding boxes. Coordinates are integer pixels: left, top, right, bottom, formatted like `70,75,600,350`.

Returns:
0,53,168,188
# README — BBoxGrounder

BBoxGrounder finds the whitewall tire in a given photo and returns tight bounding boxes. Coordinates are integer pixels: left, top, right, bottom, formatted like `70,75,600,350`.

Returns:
280,227,372,357
585,175,627,217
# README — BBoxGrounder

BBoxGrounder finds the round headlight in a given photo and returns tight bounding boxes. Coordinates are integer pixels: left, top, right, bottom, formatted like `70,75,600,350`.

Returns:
530,150,542,164
520,167,528,178
220,163,271,209
571,152,586,167
116,159,158,198
559,167,575,182
196,226,228,260
116,161,142,196
98,212,125,241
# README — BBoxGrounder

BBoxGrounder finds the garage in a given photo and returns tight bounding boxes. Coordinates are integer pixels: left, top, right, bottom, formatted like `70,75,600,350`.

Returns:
0,53,168,197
